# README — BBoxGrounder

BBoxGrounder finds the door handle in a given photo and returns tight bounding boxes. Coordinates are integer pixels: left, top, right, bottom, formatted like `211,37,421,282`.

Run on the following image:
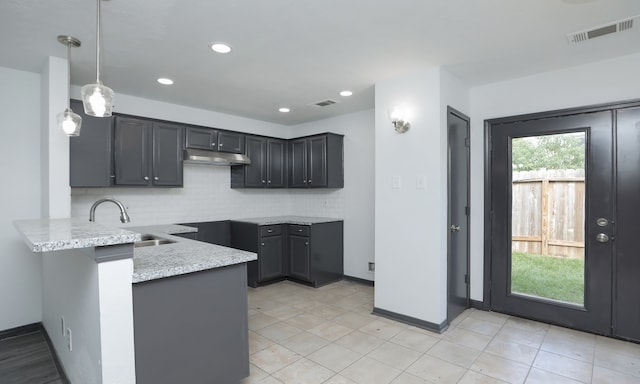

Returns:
595,233,609,243
450,225,461,232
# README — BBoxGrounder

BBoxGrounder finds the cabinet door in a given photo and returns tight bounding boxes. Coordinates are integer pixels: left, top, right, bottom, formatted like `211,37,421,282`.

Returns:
289,234,310,281
152,122,183,187
114,116,151,186
307,135,328,187
185,127,217,150
69,100,114,187
289,139,307,188
259,235,283,281
267,139,286,188
218,131,245,154
244,136,266,187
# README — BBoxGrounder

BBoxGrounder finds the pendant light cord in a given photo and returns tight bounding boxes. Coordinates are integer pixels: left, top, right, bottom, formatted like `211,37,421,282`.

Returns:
66,42,72,110
95,0,101,84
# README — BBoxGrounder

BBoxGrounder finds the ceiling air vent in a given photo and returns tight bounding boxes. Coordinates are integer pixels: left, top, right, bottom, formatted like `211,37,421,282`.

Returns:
313,99,337,107
567,16,638,44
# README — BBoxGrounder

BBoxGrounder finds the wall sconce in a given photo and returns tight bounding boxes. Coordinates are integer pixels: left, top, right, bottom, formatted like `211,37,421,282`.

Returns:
56,35,82,136
388,106,410,133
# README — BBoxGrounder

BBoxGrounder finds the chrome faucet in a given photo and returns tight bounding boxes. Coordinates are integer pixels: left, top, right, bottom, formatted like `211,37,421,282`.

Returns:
89,198,131,223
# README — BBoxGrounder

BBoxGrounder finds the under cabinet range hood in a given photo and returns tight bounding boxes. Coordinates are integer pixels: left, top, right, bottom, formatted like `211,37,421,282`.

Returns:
183,149,251,166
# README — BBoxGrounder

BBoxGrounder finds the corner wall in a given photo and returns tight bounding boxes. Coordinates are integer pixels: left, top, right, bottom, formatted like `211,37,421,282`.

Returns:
0,67,43,331
289,109,375,280
469,52,640,302
374,67,468,325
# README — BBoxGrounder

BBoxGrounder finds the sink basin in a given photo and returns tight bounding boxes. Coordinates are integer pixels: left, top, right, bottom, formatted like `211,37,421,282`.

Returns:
134,234,176,248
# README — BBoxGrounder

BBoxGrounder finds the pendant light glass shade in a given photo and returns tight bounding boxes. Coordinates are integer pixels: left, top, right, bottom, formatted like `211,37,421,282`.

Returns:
82,0,114,117
57,35,82,136
81,83,114,117
57,109,83,136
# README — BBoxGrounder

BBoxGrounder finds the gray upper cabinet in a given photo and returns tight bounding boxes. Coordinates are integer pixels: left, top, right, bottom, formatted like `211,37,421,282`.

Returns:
185,126,245,154
231,135,287,188
114,116,183,187
69,99,114,187
289,133,344,188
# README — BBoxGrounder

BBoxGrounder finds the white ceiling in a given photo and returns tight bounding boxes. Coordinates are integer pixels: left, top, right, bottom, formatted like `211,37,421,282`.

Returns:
1,0,639,125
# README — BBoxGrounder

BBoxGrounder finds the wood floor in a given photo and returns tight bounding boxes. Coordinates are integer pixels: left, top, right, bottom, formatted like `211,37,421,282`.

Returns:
0,330,64,384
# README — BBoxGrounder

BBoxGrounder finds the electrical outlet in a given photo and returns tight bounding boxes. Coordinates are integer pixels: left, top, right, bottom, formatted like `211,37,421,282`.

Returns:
66,328,72,351
61,316,65,336
368,262,375,272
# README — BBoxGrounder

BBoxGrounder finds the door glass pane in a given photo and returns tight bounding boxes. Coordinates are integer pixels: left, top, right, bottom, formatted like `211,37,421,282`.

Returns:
511,132,586,305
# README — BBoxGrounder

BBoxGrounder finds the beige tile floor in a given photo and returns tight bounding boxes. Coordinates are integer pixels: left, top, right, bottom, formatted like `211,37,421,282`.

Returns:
241,280,640,384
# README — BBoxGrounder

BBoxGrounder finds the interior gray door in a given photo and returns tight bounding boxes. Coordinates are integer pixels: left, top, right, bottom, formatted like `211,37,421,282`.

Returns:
489,111,613,334
447,107,470,323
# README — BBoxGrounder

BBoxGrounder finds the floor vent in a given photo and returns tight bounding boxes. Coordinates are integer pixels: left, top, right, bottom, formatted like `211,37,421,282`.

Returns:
313,99,337,107
567,16,637,44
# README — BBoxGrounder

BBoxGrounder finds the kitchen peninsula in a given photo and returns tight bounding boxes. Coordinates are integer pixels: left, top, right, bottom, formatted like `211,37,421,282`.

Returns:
13,218,257,384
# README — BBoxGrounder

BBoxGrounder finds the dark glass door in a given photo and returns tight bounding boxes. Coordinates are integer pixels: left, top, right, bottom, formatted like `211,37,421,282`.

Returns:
490,111,613,334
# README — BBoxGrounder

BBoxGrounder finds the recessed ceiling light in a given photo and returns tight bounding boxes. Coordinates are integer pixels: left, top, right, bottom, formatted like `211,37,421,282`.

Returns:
210,43,232,54
157,78,174,85
339,90,353,97
279,107,290,113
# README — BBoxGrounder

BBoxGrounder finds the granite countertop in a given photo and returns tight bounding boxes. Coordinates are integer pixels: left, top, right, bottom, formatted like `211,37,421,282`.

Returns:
233,216,342,225
13,218,141,253
128,225,257,283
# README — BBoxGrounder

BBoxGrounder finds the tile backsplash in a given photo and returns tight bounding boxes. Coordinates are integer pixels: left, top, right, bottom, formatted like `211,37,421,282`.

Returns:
71,164,345,228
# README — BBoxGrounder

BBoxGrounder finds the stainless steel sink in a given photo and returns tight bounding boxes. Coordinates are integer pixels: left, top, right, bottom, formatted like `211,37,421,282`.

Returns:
134,234,176,248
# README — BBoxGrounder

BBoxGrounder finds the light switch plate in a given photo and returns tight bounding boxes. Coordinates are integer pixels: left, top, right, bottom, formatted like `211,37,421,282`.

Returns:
392,176,401,189
416,176,426,190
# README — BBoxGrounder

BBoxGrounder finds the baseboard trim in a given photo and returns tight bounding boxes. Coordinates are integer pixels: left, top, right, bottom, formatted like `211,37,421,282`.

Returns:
0,322,41,340
41,325,70,384
470,300,485,310
343,275,374,286
372,307,448,334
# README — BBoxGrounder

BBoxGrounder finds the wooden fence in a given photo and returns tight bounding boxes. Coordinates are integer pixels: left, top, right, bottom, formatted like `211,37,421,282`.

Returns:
512,169,585,259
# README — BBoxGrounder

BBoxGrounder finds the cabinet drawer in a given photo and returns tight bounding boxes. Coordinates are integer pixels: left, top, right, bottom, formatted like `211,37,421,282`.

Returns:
260,225,282,237
289,225,310,236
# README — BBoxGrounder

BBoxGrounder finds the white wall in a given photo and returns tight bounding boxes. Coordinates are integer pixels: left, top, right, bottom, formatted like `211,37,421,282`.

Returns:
468,52,640,301
290,109,375,280
0,67,43,331
374,67,450,325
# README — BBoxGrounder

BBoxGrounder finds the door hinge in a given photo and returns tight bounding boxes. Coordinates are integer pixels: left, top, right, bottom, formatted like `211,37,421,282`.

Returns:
464,137,470,147
465,206,470,216
465,274,470,284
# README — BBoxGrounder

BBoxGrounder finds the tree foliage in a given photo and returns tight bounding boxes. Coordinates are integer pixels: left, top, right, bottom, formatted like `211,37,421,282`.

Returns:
512,134,585,171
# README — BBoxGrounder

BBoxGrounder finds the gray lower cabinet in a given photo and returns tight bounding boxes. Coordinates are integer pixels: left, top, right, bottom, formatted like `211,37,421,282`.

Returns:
132,263,249,384
287,222,344,287
114,116,183,187
231,136,287,188
231,220,344,288
230,222,286,287
69,99,114,187
289,133,344,188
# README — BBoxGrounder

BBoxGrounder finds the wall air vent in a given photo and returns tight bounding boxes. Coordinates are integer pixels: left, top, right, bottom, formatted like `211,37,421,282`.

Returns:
567,16,638,44
313,99,337,107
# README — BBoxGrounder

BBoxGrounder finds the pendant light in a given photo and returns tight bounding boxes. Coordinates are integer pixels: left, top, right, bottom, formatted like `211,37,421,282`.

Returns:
81,0,114,117
56,35,82,136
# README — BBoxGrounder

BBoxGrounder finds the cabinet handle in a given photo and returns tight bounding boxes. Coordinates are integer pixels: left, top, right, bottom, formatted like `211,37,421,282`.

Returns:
219,143,224,147
268,180,271,184
297,229,303,232
262,180,266,183
267,229,273,233
308,180,312,183
261,242,265,246
211,142,215,147
154,176,159,181
110,175,115,179
305,242,309,245
144,176,149,181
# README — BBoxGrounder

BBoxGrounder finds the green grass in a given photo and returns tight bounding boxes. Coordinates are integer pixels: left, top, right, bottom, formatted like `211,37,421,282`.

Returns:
511,252,584,304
